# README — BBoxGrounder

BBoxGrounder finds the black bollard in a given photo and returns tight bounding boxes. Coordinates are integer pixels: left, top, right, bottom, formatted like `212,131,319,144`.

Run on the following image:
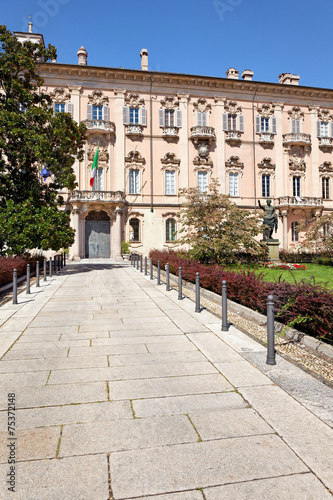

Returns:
266,294,276,365
64,252,66,267
140,255,143,272
36,261,40,287
178,267,182,300
157,260,161,285
166,263,171,291
144,256,147,276
150,258,153,280
61,253,64,268
12,269,17,304
195,272,200,312
49,257,52,278
136,254,139,270
26,264,30,294
221,280,228,331
43,258,47,282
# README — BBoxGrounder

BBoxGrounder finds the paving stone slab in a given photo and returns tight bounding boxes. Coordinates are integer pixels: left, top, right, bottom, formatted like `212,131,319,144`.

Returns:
24,326,79,335
0,355,108,373
14,400,133,429
109,327,183,337
0,454,109,499
133,493,204,500
59,414,198,457
0,371,49,388
109,374,233,401
107,351,207,367
2,348,69,360
203,473,333,500
0,381,107,409
240,385,333,491
48,362,218,385
133,392,246,417
8,339,91,350
214,360,274,387
186,333,243,362
93,335,186,346
109,434,308,498
0,426,60,463
212,324,266,353
68,344,148,357
146,342,198,353
189,408,273,440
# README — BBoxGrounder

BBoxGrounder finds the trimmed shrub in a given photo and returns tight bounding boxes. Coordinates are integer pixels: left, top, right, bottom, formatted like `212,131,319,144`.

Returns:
0,254,45,287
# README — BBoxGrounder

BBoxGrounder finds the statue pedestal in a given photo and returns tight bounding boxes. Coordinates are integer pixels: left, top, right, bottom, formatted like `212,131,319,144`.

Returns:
264,240,280,261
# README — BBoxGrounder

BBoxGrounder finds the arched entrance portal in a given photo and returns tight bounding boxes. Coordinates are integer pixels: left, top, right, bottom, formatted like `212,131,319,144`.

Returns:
85,210,110,258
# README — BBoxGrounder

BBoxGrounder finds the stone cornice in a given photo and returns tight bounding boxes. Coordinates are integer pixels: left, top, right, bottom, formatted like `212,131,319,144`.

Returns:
40,63,333,102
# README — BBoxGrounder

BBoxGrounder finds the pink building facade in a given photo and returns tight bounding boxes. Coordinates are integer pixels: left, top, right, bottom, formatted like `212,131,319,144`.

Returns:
16,28,333,259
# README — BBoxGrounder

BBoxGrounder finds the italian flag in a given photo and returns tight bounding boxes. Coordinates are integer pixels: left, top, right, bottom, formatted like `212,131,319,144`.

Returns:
90,147,99,187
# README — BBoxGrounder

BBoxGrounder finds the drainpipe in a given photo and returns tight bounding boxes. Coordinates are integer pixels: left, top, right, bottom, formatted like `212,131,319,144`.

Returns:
252,83,259,212
150,73,154,212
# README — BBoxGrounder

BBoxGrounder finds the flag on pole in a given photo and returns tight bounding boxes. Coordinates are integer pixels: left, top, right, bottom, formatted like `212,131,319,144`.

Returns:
90,146,99,188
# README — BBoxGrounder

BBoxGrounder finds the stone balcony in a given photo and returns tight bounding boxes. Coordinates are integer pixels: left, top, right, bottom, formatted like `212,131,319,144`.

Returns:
282,133,311,147
278,196,323,208
125,124,144,137
259,132,274,145
190,126,216,143
318,136,333,151
83,119,115,134
225,131,242,144
70,190,126,204
162,127,179,138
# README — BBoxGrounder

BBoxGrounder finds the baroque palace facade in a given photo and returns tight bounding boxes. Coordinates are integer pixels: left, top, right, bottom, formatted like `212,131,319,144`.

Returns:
16,27,333,260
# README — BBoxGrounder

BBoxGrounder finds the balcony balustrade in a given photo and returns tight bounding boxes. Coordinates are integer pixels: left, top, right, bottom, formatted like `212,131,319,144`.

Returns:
190,126,215,142
83,119,115,134
259,132,274,145
70,190,126,203
225,130,242,144
282,133,311,147
125,124,143,136
318,136,333,151
278,196,323,207
162,127,179,138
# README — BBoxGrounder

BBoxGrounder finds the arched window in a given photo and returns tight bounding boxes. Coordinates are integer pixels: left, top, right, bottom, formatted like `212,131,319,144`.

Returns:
166,218,176,242
129,218,140,242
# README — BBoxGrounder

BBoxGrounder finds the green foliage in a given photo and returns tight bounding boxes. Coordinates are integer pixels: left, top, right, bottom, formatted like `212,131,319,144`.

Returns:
177,179,264,264
295,214,333,259
0,26,86,254
121,241,130,254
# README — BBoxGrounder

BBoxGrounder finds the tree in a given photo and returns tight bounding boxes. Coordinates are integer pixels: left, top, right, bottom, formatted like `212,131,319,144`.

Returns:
0,26,86,255
295,214,333,259
177,179,264,264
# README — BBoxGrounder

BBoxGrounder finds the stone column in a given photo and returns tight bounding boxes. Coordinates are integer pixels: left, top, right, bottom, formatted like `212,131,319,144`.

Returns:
72,208,81,260
115,207,122,261
281,210,288,250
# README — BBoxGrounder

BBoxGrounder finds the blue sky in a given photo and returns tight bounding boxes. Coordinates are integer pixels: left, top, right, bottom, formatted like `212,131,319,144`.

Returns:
2,0,333,89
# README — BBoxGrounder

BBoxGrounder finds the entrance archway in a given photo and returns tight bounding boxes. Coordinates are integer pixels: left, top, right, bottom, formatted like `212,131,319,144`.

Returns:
85,210,110,258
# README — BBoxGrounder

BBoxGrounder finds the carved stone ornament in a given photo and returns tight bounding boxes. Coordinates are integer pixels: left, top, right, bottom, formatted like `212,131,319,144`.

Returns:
289,154,306,174
68,86,82,93
50,88,70,103
288,106,304,120
125,150,145,168
160,96,179,110
257,157,276,171
319,161,333,174
160,152,181,169
88,136,108,148
224,100,242,115
87,146,109,163
225,156,244,171
193,158,213,170
125,93,144,108
88,90,108,106
257,104,275,118
318,109,333,123
193,98,211,114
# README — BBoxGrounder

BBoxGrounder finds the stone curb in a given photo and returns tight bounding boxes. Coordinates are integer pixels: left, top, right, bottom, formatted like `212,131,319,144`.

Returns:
155,266,333,362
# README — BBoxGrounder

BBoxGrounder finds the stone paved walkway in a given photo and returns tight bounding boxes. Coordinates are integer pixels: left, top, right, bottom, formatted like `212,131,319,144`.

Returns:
0,260,332,499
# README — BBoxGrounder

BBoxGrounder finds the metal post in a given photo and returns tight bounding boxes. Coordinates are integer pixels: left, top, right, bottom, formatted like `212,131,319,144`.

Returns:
36,261,40,287
53,256,56,274
61,253,64,268
43,258,47,281
221,280,228,331
144,256,147,276
130,253,133,266
178,267,182,300
140,254,143,272
166,263,170,291
266,294,276,365
64,252,66,266
57,255,61,273
157,260,161,285
26,264,30,294
195,272,200,312
12,269,17,304
150,258,153,280
49,257,52,278
136,254,139,270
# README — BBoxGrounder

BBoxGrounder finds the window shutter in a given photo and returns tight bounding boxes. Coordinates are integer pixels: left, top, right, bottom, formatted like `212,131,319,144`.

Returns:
123,106,129,125
255,116,260,133
296,119,301,133
67,103,74,118
176,109,182,128
317,121,321,137
291,119,296,133
331,122,333,138
223,113,228,131
271,117,277,134
103,105,109,121
141,107,147,126
197,112,203,127
203,112,208,126
238,114,244,132
159,109,165,127
87,104,93,120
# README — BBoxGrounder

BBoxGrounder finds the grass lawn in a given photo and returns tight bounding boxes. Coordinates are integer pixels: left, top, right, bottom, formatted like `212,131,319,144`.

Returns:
230,263,333,289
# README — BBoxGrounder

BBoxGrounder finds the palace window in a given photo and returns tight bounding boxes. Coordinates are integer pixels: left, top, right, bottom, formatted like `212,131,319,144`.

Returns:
54,102,73,117
123,106,147,126
291,119,301,133
87,104,109,121
255,116,277,134
322,177,330,199
262,175,270,198
293,176,301,197
197,111,208,127
198,171,208,193
129,218,140,242
166,218,176,242
93,106,102,120
229,173,239,197
323,222,331,237
92,168,103,191
159,109,182,128
223,113,244,132
165,171,176,195
129,169,140,194
291,221,299,242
